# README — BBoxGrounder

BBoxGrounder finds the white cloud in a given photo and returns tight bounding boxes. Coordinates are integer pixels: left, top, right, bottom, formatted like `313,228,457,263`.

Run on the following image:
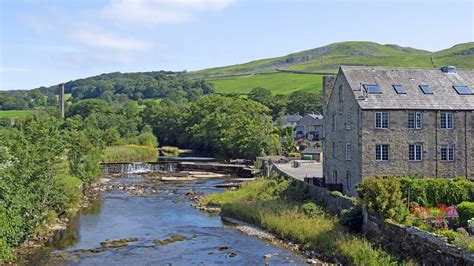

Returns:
71,28,152,51
102,0,236,24
0,67,29,73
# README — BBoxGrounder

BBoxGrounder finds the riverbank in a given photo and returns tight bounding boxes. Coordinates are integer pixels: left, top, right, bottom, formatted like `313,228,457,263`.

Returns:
201,177,401,265
13,177,109,263
103,145,158,163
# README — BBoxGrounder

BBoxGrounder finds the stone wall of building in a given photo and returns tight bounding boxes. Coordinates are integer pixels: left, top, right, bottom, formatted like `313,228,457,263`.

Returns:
323,72,363,196
361,110,473,179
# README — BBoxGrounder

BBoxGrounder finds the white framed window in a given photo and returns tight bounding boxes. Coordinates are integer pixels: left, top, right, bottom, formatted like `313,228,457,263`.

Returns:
346,172,352,190
332,141,338,158
345,143,351,161
408,112,422,129
375,112,389,129
441,144,454,161
375,144,389,161
409,144,423,161
441,112,454,129
333,170,338,183
345,114,352,129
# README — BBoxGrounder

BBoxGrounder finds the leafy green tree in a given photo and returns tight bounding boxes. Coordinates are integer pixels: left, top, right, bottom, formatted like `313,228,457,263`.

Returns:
67,99,111,118
287,91,322,115
67,131,102,184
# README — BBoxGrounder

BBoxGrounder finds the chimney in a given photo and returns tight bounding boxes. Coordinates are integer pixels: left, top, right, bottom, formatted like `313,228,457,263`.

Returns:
58,83,64,119
441,66,456,74
322,75,336,116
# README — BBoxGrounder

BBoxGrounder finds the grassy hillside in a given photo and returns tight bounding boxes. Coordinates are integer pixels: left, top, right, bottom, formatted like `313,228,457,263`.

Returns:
0,110,34,118
191,41,474,78
190,41,474,95
210,72,323,95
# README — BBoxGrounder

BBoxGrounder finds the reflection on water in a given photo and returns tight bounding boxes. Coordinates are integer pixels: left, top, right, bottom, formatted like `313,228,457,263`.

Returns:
28,174,306,265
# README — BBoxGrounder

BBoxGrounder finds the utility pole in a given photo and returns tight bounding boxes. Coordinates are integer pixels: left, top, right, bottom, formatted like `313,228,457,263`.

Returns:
58,83,64,119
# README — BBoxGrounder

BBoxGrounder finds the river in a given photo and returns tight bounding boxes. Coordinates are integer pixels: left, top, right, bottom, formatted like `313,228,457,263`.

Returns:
26,171,307,265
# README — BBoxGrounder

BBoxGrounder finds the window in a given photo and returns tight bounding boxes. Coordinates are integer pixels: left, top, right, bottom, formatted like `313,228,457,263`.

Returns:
332,141,338,158
363,84,382,94
346,172,352,190
393,85,407,94
345,114,352,129
419,85,433,94
345,143,351,161
408,112,422,129
332,114,337,131
375,144,389,161
375,112,389,129
409,144,423,161
339,85,344,102
333,170,338,183
441,145,454,161
441,112,454,129
453,86,473,95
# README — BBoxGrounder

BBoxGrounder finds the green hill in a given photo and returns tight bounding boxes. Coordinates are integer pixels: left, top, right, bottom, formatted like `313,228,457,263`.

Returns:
192,41,474,78
193,41,474,96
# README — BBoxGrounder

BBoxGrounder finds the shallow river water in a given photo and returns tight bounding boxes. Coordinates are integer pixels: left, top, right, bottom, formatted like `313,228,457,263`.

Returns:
27,174,307,265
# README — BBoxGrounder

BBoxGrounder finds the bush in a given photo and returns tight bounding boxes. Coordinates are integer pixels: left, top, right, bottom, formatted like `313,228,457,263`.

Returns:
301,202,324,218
400,178,474,207
457,202,474,227
0,237,15,263
330,191,343,197
161,146,180,156
357,177,407,222
434,229,463,243
340,206,363,232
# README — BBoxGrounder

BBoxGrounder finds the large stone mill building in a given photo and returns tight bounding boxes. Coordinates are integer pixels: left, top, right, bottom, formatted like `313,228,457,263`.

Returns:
323,66,474,196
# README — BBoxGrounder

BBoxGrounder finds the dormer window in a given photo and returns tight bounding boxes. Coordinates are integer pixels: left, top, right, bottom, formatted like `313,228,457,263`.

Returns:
453,86,473,95
363,84,382,94
393,85,407,94
419,85,433,94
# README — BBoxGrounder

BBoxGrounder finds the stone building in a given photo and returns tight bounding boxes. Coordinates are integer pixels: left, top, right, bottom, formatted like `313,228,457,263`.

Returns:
295,113,324,142
323,66,474,196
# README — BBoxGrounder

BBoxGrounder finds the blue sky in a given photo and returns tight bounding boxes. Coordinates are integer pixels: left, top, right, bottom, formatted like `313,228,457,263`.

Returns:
1,0,473,90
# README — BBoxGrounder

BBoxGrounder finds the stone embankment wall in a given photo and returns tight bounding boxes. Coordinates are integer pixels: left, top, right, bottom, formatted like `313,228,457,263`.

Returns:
268,162,355,215
263,158,474,264
363,210,474,265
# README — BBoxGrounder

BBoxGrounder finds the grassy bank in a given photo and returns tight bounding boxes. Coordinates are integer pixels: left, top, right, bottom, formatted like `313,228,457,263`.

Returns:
203,178,399,265
0,110,34,118
103,145,158,162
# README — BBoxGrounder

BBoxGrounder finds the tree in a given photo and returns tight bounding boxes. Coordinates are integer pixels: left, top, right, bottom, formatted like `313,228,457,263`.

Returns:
67,99,111,118
248,87,273,107
287,91,322,115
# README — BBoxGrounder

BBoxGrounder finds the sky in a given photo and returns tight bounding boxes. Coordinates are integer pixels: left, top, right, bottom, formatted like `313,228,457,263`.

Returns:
0,0,473,90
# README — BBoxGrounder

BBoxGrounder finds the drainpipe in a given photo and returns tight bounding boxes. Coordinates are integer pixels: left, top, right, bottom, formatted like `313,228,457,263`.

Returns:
465,111,468,178
435,111,438,178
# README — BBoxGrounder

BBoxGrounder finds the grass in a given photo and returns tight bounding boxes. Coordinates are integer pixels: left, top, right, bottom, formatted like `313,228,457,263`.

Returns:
209,73,323,95
0,110,34,118
191,41,474,78
160,146,180,156
103,145,158,163
203,178,399,265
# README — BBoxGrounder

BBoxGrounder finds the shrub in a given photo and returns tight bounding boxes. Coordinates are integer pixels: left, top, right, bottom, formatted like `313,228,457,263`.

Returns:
0,237,15,263
340,206,363,232
330,191,343,197
457,202,474,227
357,177,407,222
161,146,180,156
301,202,324,218
434,229,462,243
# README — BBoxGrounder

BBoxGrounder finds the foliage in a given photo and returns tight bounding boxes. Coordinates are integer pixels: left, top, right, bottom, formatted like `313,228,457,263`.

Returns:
330,191,343,197
357,177,407,221
161,146,180,156
186,95,281,159
103,145,158,163
400,177,474,207
286,91,322,116
340,206,363,233
0,237,15,263
457,202,474,227
204,178,398,265
67,131,103,184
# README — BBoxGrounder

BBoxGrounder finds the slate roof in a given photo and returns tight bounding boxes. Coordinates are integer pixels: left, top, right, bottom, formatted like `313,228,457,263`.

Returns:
284,114,303,123
301,147,322,154
297,113,324,126
340,66,474,110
